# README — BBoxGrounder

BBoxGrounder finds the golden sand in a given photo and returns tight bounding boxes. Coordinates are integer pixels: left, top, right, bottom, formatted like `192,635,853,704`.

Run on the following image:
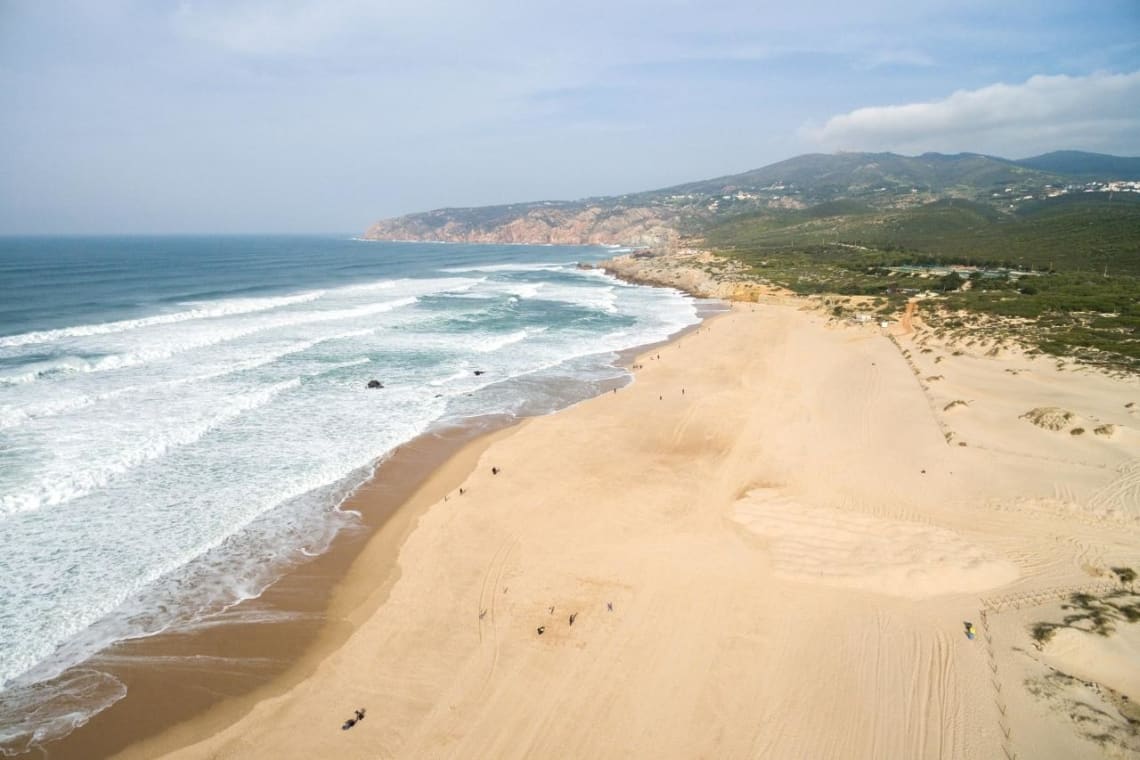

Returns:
110,302,1140,759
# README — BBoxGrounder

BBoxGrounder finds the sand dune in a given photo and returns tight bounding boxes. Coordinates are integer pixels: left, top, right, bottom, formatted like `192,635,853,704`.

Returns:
127,302,1140,760
732,488,1019,597
1041,626,1140,703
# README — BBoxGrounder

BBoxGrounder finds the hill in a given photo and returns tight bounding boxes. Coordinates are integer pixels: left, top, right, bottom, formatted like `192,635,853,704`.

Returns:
701,192,1140,371
649,151,1054,201
703,193,1140,276
362,150,1140,369
362,150,1135,245
1014,151,1140,180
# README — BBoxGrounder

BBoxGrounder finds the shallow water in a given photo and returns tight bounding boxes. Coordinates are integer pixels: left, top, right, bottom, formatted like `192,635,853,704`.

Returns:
0,236,698,751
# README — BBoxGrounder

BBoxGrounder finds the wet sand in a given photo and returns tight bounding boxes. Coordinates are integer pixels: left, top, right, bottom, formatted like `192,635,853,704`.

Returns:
24,296,1140,759
135,301,1138,760
35,415,518,760
27,315,713,760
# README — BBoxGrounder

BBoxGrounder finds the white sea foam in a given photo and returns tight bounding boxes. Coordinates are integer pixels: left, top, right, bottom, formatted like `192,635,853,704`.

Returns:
538,283,619,313
471,329,533,353
0,291,327,349
0,329,376,430
0,394,93,429
0,669,127,754
1,378,301,515
428,368,473,387
0,244,701,749
0,297,416,386
437,262,570,273
491,282,544,299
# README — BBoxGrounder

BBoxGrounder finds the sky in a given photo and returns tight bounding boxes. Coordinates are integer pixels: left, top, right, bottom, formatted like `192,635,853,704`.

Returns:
1,0,1138,234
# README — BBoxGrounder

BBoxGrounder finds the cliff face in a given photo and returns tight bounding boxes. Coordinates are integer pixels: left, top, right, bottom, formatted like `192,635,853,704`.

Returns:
362,204,682,247
597,249,794,303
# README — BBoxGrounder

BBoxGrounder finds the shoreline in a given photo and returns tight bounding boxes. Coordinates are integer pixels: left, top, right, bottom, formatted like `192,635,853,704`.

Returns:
13,252,1139,758
137,295,1138,759
16,295,715,759
35,415,518,760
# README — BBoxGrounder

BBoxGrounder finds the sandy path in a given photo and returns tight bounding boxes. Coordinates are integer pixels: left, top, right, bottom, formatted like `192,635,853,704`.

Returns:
900,299,917,334
132,302,1139,760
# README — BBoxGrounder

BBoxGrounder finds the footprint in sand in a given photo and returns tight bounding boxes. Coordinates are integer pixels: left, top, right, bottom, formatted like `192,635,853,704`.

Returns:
732,488,1018,598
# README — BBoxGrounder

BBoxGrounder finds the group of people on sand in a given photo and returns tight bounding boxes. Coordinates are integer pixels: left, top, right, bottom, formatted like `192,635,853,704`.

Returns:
536,601,613,635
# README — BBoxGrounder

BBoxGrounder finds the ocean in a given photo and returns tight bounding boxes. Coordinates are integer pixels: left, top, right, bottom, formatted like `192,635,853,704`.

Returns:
0,236,700,751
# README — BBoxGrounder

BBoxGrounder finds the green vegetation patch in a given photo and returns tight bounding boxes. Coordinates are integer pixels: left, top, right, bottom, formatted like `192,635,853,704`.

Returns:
1031,586,1140,644
701,194,1140,371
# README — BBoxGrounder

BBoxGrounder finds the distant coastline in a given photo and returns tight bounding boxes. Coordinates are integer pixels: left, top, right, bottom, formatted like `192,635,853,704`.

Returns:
359,149,1140,249
359,150,1140,373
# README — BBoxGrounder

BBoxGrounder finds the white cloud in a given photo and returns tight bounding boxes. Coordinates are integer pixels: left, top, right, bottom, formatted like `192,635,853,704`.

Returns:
804,70,1140,156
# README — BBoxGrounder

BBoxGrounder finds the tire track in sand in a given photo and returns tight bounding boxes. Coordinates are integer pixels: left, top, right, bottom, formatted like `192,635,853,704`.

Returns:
476,537,517,699
1086,458,1140,514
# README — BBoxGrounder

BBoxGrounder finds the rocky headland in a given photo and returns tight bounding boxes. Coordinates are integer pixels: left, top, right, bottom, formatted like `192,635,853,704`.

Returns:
593,248,794,303
361,203,683,247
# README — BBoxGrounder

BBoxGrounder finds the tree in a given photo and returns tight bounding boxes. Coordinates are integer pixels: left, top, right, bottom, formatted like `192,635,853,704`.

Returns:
938,272,962,292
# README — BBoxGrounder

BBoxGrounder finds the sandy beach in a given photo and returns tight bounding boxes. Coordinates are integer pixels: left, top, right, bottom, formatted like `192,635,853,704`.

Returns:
34,416,520,760
109,298,1140,759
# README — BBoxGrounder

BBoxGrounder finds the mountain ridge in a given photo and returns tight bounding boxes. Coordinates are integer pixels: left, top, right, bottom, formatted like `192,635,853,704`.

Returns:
1012,150,1140,179
361,150,1139,245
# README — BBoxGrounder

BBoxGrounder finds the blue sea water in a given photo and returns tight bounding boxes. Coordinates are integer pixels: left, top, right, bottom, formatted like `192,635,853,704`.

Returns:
0,236,699,750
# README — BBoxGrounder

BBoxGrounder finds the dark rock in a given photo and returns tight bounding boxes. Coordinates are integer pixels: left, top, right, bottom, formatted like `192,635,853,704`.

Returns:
366,379,383,389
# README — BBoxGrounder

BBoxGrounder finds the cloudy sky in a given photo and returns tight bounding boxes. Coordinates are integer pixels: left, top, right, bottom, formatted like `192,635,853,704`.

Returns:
1,1,1138,233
